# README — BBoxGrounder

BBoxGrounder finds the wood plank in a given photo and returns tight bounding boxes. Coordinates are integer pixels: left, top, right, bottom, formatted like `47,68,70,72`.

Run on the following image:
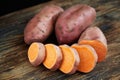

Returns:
0,0,120,80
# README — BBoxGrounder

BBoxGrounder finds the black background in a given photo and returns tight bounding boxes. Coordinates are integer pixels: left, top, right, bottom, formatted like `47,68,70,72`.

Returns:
0,0,50,16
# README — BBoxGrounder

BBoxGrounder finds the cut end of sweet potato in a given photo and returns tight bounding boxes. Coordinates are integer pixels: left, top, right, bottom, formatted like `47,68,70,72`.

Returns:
43,44,62,71
78,40,107,62
28,43,38,62
71,44,97,73
78,26,107,47
59,45,80,74
28,42,45,66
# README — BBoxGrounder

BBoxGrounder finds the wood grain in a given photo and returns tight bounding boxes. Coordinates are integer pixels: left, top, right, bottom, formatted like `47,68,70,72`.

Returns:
0,0,120,80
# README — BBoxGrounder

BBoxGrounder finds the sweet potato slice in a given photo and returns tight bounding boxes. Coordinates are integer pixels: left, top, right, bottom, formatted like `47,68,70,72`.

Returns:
59,45,80,74
43,44,62,71
78,40,107,62
71,44,97,73
28,42,45,66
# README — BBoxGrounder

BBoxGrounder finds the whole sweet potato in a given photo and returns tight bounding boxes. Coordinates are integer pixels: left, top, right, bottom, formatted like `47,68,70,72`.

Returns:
24,5,64,44
55,4,96,44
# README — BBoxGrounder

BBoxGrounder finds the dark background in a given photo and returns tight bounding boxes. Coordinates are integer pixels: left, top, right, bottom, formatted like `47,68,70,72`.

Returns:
0,0,50,16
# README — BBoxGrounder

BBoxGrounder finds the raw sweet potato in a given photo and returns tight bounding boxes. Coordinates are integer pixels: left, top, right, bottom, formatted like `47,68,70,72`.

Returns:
79,40,107,62
78,27,107,62
59,45,80,74
28,42,45,66
55,4,96,44
78,27,107,47
71,44,98,73
24,5,64,44
43,44,62,71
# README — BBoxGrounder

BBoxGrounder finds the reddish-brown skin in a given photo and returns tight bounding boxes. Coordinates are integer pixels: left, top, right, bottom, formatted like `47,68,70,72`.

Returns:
24,5,64,45
78,27,107,47
55,4,96,44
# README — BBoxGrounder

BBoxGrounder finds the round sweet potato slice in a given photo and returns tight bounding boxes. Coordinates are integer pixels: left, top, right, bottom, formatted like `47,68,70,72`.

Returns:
43,44,62,71
28,42,45,66
59,45,80,74
71,44,97,73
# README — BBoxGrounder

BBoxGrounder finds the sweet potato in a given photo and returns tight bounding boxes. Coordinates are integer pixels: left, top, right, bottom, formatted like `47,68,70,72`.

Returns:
55,4,96,44
78,27,107,62
24,5,64,44
79,40,107,62
71,44,97,73
43,44,62,71
78,27,107,47
59,45,80,74
28,42,45,66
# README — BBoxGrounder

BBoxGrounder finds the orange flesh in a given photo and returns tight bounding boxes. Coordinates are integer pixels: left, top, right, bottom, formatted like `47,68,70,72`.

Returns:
59,46,75,73
78,40,107,62
43,44,57,69
28,43,39,62
72,45,96,73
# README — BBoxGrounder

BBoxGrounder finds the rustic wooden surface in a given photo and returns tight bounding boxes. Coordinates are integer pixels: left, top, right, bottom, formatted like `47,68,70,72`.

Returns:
0,0,120,80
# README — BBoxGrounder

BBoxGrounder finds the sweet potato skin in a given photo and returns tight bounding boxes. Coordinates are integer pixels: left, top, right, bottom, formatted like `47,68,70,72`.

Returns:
24,5,64,44
78,27,107,47
55,4,96,44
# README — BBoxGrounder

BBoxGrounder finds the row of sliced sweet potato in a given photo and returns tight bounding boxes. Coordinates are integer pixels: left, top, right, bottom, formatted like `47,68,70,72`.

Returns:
27,27,107,74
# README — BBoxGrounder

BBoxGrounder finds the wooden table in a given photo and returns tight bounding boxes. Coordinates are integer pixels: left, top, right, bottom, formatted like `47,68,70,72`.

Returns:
0,0,120,80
